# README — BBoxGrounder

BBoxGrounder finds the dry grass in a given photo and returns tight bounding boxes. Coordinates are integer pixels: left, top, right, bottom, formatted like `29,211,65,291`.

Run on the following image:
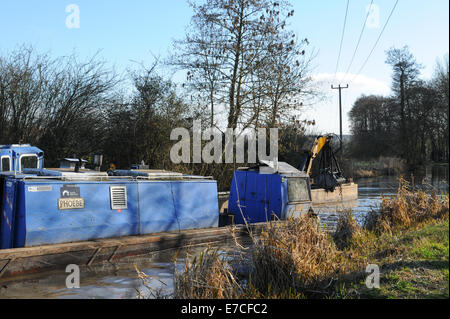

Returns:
135,264,169,299
171,217,360,299
157,177,449,299
342,156,406,179
355,169,376,178
173,247,243,299
248,216,346,297
364,177,449,234
377,156,406,174
333,210,361,250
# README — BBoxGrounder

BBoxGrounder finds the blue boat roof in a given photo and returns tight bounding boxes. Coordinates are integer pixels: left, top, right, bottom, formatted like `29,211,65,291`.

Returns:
238,160,309,177
0,144,44,156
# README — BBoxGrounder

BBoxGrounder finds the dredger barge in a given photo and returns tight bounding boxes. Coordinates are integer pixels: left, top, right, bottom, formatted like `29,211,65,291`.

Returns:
0,140,356,279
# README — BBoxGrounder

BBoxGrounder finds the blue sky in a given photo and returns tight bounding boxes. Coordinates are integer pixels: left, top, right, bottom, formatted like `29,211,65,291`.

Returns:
1,0,448,134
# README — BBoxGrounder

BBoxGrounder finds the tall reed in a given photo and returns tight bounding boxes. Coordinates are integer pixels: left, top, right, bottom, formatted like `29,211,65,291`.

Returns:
364,177,449,233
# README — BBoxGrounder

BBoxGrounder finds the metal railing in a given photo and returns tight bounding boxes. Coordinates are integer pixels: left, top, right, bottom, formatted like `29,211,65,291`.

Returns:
18,173,214,182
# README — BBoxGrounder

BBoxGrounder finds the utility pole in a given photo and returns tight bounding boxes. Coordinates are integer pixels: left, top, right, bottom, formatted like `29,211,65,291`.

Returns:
331,84,349,153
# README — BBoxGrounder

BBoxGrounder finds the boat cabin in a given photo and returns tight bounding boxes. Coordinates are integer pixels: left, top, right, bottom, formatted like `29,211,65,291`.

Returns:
228,161,313,225
0,144,44,174
0,144,219,250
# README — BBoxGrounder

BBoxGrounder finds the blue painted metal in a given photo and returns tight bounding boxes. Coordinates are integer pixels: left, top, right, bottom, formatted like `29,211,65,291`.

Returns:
137,180,219,234
137,181,179,233
228,170,247,225
0,144,219,249
169,181,219,231
230,171,284,224
13,180,140,247
0,177,219,248
1,179,18,249
228,163,313,225
0,144,44,172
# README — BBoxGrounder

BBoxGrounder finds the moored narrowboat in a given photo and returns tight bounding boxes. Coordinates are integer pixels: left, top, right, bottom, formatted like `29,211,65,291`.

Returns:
0,144,219,250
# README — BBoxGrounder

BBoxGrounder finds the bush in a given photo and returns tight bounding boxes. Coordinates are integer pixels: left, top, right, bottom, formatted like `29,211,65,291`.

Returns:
173,217,352,298
173,247,242,299
333,210,361,250
248,216,344,297
364,177,449,233
167,178,449,299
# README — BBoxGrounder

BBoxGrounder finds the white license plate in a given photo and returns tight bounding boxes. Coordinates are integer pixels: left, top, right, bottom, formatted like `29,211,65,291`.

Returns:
58,198,85,210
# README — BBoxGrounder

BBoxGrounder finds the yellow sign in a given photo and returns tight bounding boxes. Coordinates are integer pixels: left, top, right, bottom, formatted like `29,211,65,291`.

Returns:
58,198,85,210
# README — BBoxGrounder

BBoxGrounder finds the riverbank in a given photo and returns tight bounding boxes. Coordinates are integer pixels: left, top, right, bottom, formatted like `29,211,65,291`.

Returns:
161,178,449,299
342,157,449,180
355,219,448,298
341,156,407,179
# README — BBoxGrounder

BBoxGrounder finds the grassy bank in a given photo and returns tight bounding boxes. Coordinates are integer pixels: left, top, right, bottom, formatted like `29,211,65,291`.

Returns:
355,220,448,298
341,156,406,179
137,179,449,299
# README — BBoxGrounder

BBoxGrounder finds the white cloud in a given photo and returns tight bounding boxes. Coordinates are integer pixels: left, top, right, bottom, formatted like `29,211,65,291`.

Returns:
311,72,390,96
300,73,391,135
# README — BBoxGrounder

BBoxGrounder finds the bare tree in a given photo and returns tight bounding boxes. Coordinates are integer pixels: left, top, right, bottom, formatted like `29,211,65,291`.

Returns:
171,0,315,131
102,64,192,169
0,46,51,144
349,51,449,166
0,46,118,166
430,55,449,161
385,46,423,160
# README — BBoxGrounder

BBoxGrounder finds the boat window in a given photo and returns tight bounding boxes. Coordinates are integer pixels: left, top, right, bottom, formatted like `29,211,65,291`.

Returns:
20,155,38,170
1,157,11,172
287,178,310,202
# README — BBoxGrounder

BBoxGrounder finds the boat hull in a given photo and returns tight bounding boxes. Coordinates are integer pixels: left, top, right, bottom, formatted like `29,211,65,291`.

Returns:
1,178,219,249
0,223,264,280
219,183,359,213
311,182,358,205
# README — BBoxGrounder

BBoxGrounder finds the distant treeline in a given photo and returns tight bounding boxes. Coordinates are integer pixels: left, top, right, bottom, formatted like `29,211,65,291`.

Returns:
348,47,449,167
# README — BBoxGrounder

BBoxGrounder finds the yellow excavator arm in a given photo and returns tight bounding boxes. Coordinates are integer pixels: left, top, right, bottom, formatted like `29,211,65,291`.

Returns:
305,135,331,175
298,134,346,190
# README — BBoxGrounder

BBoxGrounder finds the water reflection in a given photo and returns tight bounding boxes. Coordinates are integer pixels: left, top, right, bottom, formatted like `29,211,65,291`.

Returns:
1,248,192,299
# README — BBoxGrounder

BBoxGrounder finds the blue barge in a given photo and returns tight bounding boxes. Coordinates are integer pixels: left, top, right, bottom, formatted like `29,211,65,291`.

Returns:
0,145,316,279
1,144,219,250
228,161,314,225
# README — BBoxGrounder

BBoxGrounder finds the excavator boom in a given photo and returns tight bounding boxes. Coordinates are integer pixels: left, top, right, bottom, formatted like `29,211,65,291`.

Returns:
306,135,330,175
298,134,332,175
298,134,346,191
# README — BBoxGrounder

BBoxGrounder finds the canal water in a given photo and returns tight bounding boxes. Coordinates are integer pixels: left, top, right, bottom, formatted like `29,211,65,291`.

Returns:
0,165,447,299
317,164,448,228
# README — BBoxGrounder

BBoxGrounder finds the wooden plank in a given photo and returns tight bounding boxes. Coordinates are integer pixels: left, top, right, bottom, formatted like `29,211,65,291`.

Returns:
87,247,102,266
0,226,244,260
0,223,262,279
0,258,15,278
108,245,121,263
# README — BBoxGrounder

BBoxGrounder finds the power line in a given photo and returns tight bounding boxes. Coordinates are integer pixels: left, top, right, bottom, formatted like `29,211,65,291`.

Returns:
342,0,374,82
351,0,399,82
334,0,350,80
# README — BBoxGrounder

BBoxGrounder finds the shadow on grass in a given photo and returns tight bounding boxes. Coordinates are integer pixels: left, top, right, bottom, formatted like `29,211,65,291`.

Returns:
381,259,449,272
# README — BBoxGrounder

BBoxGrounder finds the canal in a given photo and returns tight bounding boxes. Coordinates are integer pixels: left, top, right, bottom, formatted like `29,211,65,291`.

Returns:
0,165,447,299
